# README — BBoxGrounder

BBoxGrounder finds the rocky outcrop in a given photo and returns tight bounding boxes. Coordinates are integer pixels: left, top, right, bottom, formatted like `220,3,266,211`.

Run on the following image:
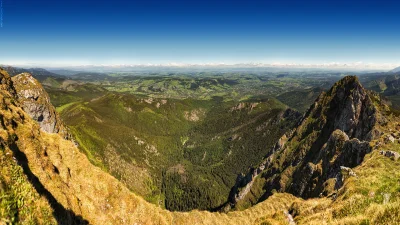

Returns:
384,135,396,144
291,130,371,196
225,76,383,210
340,166,357,177
230,102,259,112
11,73,72,140
330,77,377,140
282,77,380,198
380,150,400,161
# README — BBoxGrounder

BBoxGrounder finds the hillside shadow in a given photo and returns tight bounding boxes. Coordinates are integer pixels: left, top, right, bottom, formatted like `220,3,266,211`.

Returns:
9,140,89,225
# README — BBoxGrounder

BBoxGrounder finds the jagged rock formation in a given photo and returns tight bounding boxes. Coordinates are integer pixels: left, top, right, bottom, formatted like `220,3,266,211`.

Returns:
225,76,385,210
11,72,72,140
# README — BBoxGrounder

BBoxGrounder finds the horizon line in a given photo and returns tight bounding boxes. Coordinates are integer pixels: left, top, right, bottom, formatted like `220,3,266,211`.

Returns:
1,61,399,71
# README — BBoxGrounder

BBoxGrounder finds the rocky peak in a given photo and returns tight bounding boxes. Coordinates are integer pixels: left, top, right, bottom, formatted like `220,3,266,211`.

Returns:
299,75,378,142
326,76,377,140
283,76,382,194
225,76,384,210
11,72,71,139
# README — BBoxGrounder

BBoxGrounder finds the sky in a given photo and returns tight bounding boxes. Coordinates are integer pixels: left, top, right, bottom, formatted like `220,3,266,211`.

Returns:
1,0,400,69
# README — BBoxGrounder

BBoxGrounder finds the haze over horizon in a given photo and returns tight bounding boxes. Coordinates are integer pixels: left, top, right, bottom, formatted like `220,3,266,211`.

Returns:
1,0,400,69
2,62,398,72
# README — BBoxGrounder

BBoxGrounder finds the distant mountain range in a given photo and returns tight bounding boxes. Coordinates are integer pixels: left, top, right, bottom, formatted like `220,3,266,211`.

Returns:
391,66,400,73
3,62,399,73
3,66,67,81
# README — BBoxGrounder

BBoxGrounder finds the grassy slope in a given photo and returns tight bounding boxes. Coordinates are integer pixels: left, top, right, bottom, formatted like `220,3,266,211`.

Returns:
276,87,323,113
360,74,400,110
0,146,56,224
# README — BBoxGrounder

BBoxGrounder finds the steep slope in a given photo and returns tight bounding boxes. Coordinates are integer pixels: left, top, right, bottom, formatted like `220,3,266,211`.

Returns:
390,66,400,73
361,74,400,94
0,68,16,95
0,69,58,224
225,76,385,210
383,77,400,96
276,87,323,113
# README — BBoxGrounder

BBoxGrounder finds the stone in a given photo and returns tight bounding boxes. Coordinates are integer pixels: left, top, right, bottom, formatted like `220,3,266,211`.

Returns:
11,73,72,140
283,210,296,225
340,166,357,177
384,135,395,144
379,150,400,161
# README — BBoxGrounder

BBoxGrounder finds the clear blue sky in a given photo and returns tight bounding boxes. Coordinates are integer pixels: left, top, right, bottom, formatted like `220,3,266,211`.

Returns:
1,0,400,66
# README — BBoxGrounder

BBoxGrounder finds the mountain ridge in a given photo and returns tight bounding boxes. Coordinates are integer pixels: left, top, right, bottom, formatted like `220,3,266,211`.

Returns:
390,66,400,73
1,68,400,224
223,76,386,211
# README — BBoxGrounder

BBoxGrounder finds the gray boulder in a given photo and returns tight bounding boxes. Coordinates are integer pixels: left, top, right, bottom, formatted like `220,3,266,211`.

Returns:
379,150,400,161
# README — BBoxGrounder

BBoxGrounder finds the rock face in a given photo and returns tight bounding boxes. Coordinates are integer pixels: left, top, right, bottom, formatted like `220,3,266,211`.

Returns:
11,73,72,140
329,77,377,140
225,76,384,210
